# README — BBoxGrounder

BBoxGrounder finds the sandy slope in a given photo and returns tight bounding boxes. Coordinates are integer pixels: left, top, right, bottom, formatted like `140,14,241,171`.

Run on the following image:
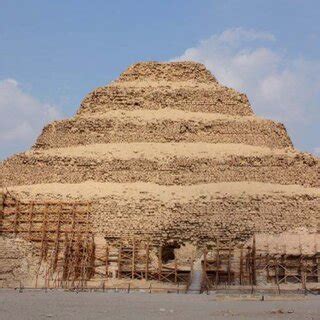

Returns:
8,181,320,202
30,143,296,160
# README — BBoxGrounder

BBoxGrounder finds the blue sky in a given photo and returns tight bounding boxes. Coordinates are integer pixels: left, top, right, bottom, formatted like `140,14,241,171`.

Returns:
1,0,320,159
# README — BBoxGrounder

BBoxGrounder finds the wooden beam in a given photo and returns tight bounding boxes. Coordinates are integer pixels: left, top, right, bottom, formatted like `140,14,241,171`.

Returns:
53,204,62,271
239,246,243,285
13,200,20,236
275,261,281,294
174,257,178,283
40,203,49,260
105,245,109,280
132,239,136,279
158,246,162,281
203,248,207,274
145,241,149,281
266,241,270,282
61,233,69,287
227,238,231,285
215,237,220,288
28,202,34,240
0,192,5,234
252,234,257,286
117,245,122,278
85,202,91,236
72,234,82,287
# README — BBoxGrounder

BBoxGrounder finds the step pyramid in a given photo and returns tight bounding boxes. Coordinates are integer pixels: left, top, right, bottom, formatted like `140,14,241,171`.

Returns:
1,61,319,244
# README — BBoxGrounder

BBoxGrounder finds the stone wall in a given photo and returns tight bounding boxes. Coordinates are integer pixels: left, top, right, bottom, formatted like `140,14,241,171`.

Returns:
34,113,292,150
0,236,39,287
1,149,318,187
91,193,320,245
7,182,320,246
78,85,252,116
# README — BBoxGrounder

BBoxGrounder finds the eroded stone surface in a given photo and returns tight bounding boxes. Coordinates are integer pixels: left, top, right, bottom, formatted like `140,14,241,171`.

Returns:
0,61,319,287
0,237,39,287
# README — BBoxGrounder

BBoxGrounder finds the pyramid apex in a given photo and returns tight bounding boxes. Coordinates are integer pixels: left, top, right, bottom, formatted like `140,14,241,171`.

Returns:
117,61,217,83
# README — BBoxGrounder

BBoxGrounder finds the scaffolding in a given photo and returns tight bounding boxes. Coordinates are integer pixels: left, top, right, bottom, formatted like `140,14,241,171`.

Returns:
201,235,320,292
1,191,319,291
0,193,192,288
0,193,94,288
93,238,192,285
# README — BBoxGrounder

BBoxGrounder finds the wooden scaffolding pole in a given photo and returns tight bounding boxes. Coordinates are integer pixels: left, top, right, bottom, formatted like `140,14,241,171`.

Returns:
40,203,49,260
53,204,62,272
13,200,20,236
239,246,243,285
202,248,208,291
145,241,149,281
132,239,136,279
158,246,163,281
65,204,77,286
117,245,122,278
252,234,257,286
215,237,220,288
282,244,287,284
72,234,82,288
105,245,109,280
266,241,270,282
275,260,281,294
61,233,69,287
80,238,88,289
227,238,231,285
28,202,34,240
174,257,178,283
80,204,92,288
0,191,4,234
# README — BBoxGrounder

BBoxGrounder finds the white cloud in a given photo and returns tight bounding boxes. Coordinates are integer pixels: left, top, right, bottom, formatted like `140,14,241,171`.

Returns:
217,27,276,45
172,28,320,153
0,79,62,159
314,147,320,157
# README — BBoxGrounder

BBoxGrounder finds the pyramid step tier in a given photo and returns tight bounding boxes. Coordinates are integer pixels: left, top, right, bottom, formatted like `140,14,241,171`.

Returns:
8,181,320,244
116,61,218,83
78,83,252,116
34,110,292,149
1,143,318,187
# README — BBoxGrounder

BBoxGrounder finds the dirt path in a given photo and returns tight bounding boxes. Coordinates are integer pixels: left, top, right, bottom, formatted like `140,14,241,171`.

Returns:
0,290,319,320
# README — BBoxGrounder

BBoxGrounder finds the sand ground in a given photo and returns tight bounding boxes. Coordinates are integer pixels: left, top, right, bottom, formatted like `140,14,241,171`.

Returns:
0,290,319,320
